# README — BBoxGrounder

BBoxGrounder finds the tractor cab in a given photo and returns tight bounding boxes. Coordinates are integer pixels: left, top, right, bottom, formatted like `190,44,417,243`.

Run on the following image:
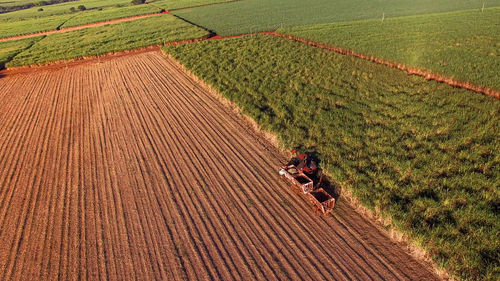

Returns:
288,152,318,177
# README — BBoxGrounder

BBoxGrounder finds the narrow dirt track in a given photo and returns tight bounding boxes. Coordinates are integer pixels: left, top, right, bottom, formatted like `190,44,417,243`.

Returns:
0,52,440,281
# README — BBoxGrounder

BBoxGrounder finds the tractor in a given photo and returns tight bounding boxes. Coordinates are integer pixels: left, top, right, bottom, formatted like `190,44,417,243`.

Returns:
279,150,335,215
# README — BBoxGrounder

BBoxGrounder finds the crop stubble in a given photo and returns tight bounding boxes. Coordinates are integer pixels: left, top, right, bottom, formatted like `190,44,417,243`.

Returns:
0,52,439,280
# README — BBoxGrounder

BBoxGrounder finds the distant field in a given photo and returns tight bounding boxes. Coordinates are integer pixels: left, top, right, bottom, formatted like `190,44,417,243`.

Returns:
0,0,34,7
61,4,160,28
173,0,500,36
0,36,42,68
0,0,234,38
164,34,500,281
8,14,208,66
0,2,162,38
0,14,71,38
0,0,132,21
281,8,500,90
152,0,233,10
0,0,76,13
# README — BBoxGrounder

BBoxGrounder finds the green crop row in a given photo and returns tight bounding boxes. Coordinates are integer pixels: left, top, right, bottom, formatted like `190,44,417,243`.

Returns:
7,14,209,66
280,8,500,91
173,0,500,36
164,35,500,280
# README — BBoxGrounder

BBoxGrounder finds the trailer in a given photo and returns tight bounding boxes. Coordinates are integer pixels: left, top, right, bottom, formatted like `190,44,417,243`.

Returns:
307,188,335,215
278,152,336,215
279,165,314,194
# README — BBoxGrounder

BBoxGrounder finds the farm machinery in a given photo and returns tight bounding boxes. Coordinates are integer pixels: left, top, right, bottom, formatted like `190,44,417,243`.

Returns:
279,151,335,215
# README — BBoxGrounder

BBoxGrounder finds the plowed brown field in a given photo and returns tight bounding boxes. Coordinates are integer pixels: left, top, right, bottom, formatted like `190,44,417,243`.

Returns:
0,52,440,281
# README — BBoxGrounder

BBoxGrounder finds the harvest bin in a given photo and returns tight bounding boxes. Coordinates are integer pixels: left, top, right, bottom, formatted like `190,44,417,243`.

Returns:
307,188,335,215
279,165,314,194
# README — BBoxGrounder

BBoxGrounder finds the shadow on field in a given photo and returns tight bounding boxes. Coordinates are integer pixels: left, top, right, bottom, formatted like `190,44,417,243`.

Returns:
0,63,5,79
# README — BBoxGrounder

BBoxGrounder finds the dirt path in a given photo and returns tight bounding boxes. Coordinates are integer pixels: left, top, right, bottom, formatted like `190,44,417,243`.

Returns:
0,11,168,42
0,52,441,280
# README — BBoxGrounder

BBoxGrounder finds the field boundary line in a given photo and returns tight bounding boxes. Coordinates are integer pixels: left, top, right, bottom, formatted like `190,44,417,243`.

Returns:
267,32,499,100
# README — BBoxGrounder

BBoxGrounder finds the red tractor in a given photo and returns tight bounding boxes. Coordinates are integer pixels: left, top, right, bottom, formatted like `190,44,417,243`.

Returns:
279,150,335,215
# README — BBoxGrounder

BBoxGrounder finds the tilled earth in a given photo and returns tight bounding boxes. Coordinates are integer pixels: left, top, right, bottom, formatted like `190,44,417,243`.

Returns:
0,52,440,281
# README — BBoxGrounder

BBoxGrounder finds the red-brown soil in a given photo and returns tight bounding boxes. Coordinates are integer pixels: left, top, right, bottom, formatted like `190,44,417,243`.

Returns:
0,11,169,42
0,52,441,280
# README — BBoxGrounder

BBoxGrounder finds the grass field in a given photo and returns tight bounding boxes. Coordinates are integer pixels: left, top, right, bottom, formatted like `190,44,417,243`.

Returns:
0,0,76,13
61,4,160,28
0,0,132,21
281,8,500,91
7,14,208,66
0,0,148,38
173,0,500,36
0,0,229,37
151,0,233,10
0,0,36,7
0,14,71,38
0,36,42,68
164,34,500,281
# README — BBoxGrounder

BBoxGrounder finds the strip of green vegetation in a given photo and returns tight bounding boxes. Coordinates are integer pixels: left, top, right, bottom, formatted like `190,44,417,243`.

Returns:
0,0,142,38
0,13,70,38
173,0,500,36
0,0,36,8
0,36,43,68
152,0,233,10
0,0,76,14
164,35,499,280
0,0,132,21
8,14,208,66
0,2,161,38
61,4,159,27
281,8,500,91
